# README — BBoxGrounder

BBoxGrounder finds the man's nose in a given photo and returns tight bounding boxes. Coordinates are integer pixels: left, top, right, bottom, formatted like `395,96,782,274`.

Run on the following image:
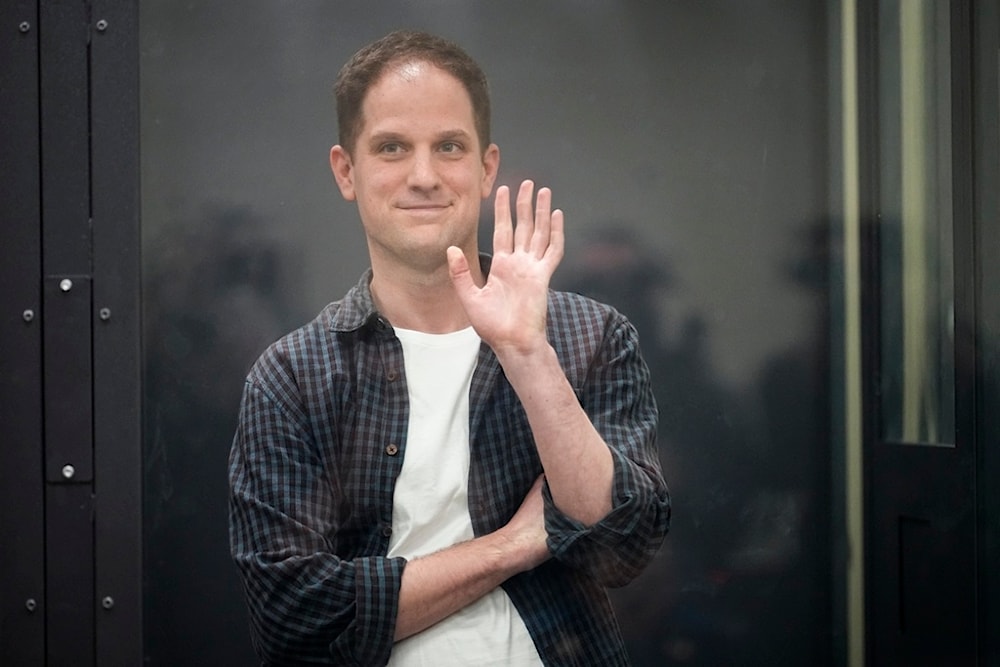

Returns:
407,149,439,189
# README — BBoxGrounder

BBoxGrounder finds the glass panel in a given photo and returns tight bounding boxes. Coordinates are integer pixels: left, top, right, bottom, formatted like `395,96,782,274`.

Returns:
878,0,956,445
141,2,837,664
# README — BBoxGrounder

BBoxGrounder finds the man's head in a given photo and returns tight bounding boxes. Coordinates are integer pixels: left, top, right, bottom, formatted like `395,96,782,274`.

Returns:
328,31,500,278
334,30,491,156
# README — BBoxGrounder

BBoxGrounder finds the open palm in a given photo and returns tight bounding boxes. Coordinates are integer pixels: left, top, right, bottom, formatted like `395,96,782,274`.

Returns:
447,180,564,356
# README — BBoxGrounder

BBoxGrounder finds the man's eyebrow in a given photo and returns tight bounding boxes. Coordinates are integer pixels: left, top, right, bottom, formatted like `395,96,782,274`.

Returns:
369,129,472,141
437,129,474,143
367,131,405,147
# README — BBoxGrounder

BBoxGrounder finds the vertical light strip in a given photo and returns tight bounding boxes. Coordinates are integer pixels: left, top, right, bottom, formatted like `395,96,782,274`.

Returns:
899,1,932,443
841,1,865,665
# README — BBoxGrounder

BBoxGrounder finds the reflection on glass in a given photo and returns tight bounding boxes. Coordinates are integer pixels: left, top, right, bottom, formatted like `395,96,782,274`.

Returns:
878,0,955,445
139,3,837,664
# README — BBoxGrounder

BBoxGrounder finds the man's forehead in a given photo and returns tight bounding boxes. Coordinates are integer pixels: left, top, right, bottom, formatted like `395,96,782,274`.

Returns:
361,60,474,119
375,58,458,88
393,59,429,82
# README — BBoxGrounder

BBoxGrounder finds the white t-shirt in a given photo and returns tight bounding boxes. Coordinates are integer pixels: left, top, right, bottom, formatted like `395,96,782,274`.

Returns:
386,326,543,667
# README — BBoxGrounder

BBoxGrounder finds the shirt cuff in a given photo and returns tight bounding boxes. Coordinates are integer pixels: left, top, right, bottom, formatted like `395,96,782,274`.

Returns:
329,556,407,666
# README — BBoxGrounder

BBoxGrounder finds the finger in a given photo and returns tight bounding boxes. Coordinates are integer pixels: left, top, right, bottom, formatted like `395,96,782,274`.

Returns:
493,185,513,253
531,187,552,258
446,246,477,298
514,180,535,250
545,208,566,268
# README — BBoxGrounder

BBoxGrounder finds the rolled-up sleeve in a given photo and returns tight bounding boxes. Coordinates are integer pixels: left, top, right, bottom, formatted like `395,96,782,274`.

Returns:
544,314,671,588
229,378,404,666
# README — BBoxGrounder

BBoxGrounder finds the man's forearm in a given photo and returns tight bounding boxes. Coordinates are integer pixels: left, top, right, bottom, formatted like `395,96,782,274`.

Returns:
497,342,614,526
395,533,512,640
393,476,549,641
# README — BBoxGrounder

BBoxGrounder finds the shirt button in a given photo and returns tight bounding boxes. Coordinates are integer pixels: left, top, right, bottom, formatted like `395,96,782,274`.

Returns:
385,443,399,456
386,370,398,382
382,525,393,537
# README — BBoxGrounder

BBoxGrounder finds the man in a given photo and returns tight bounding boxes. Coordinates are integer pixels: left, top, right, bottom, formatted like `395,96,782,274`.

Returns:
229,30,670,666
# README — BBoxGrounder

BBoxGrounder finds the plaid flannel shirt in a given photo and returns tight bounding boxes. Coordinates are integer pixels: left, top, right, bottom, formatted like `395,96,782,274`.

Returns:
229,258,670,666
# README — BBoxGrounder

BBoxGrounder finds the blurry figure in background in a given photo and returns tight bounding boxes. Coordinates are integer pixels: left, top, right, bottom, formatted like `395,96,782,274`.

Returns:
741,222,832,664
559,228,673,343
144,206,306,667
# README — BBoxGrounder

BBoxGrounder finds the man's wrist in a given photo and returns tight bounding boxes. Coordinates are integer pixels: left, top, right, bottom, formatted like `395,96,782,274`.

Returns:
492,339,559,382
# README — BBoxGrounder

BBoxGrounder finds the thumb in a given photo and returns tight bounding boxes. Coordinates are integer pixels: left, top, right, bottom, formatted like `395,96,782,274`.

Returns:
446,246,477,297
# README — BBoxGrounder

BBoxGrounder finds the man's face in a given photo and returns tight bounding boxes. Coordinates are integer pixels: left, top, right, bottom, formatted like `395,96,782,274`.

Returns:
330,61,499,273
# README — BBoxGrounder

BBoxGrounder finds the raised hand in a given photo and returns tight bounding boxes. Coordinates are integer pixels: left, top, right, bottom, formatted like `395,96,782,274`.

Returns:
447,179,564,356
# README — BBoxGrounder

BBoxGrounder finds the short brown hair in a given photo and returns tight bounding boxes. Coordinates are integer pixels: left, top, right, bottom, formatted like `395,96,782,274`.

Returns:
334,30,492,155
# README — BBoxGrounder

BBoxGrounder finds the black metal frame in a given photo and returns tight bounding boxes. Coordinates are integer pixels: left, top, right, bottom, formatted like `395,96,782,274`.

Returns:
973,1,1000,662
91,1,142,663
857,0,985,662
0,1,45,663
0,1,141,664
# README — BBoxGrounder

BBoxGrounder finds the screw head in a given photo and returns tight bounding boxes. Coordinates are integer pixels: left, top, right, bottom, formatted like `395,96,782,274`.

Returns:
59,278,73,292
25,599,37,612
19,22,30,33
22,309,35,322
95,19,108,31
99,307,112,321
101,596,115,610
61,464,75,479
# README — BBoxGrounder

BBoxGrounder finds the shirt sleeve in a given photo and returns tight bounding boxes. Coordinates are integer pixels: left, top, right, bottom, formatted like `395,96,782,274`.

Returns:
543,314,671,588
229,377,404,666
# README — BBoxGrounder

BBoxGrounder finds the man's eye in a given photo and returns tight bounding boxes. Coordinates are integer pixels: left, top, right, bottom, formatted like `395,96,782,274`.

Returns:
440,141,462,153
379,143,403,154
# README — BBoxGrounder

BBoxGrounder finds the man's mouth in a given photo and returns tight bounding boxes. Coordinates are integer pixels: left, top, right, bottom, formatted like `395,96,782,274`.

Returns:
398,202,448,210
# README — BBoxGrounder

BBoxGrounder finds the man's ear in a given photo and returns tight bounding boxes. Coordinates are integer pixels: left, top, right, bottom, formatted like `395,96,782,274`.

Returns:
330,145,356,201
480,143,500,199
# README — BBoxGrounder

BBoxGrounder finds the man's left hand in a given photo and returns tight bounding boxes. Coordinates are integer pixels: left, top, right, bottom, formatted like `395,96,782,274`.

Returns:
447,179,564,356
